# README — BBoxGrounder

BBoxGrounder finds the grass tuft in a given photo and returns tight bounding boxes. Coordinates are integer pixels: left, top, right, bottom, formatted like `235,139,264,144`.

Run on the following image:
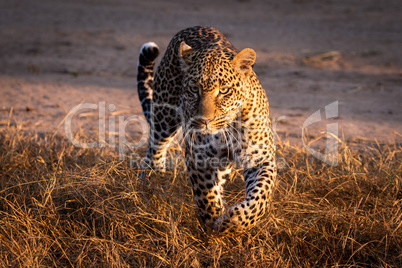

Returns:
0,129,401,267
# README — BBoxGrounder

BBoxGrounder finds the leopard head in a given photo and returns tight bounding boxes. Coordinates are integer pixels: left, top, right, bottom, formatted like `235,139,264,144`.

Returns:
179,41,256,134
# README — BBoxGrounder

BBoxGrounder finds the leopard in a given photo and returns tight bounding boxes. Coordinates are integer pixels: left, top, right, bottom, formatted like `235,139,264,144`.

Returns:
137,26,277,233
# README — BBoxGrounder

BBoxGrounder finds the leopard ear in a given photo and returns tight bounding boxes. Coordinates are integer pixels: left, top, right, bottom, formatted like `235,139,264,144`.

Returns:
179,41,193,65
232,48,256,75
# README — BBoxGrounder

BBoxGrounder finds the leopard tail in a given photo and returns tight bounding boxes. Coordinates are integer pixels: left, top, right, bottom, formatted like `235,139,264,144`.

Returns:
137,42,159,124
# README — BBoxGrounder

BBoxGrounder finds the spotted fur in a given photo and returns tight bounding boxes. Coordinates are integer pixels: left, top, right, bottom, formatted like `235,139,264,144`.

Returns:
137,26,277,233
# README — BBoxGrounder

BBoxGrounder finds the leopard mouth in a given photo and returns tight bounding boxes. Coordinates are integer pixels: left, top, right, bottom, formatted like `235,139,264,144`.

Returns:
188,118,215,133
187,116,230,134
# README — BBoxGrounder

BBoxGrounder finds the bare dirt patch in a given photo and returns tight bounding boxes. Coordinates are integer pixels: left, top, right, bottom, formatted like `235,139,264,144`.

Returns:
1,0,401,148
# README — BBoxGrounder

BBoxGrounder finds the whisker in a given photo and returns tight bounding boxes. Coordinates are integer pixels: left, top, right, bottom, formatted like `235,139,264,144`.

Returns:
222,129,231,159
228,124,241,144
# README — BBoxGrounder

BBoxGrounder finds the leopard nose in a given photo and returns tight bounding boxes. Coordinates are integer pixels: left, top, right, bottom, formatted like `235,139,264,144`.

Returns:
199,119,208,125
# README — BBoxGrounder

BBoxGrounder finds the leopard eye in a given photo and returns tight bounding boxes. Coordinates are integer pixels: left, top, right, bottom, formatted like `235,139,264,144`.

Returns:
189,86,199,94
219,86,230,95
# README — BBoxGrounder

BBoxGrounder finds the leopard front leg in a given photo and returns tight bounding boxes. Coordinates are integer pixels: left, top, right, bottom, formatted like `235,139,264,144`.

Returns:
142,103,181,174
213,160,277,233
186,154,231,231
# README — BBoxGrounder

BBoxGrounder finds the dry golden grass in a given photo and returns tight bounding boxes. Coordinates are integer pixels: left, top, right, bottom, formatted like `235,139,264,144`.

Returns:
0,128,401,267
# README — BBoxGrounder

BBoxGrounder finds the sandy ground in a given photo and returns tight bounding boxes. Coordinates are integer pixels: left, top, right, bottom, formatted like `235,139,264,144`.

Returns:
1,0,401,152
